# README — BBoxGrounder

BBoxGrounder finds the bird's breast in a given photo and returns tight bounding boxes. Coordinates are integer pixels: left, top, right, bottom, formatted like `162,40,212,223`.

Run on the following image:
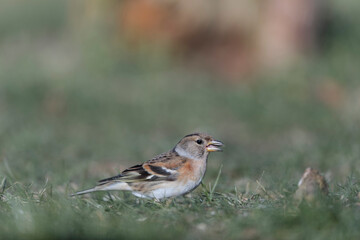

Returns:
178,158,206,182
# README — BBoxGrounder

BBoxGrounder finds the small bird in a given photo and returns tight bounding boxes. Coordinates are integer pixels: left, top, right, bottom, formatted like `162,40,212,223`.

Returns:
71,133,223,199
294,167,329,204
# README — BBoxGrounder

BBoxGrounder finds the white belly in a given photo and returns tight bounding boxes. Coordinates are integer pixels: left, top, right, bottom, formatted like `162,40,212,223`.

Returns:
132,180,200,199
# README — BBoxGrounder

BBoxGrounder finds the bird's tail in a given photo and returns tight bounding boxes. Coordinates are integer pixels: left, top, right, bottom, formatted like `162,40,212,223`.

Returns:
70,182,131,197
70,188,98,197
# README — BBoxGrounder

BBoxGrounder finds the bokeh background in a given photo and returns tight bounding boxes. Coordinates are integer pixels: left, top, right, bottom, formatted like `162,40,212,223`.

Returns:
1,0,360,238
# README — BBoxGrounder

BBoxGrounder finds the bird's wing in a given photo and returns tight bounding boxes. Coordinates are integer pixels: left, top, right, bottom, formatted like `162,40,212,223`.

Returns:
97,151,186,186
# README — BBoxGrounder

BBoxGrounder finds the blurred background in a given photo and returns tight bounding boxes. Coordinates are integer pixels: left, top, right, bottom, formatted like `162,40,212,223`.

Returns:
0,0,360,191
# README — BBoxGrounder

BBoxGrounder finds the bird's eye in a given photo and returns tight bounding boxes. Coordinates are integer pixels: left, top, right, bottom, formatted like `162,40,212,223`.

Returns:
196,139,203,145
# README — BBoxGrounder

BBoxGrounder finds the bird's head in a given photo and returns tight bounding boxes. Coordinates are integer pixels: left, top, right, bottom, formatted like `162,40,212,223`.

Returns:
174,133,223,160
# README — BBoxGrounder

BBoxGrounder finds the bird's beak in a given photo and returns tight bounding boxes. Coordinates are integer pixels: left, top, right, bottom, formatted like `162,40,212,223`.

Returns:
206,140,224,152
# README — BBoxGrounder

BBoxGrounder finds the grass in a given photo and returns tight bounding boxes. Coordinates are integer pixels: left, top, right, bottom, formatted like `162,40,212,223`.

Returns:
1,0,360,239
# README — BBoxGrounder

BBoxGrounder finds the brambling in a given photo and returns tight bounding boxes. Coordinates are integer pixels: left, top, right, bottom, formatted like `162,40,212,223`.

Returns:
71,133,223,199
294,167,328,203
